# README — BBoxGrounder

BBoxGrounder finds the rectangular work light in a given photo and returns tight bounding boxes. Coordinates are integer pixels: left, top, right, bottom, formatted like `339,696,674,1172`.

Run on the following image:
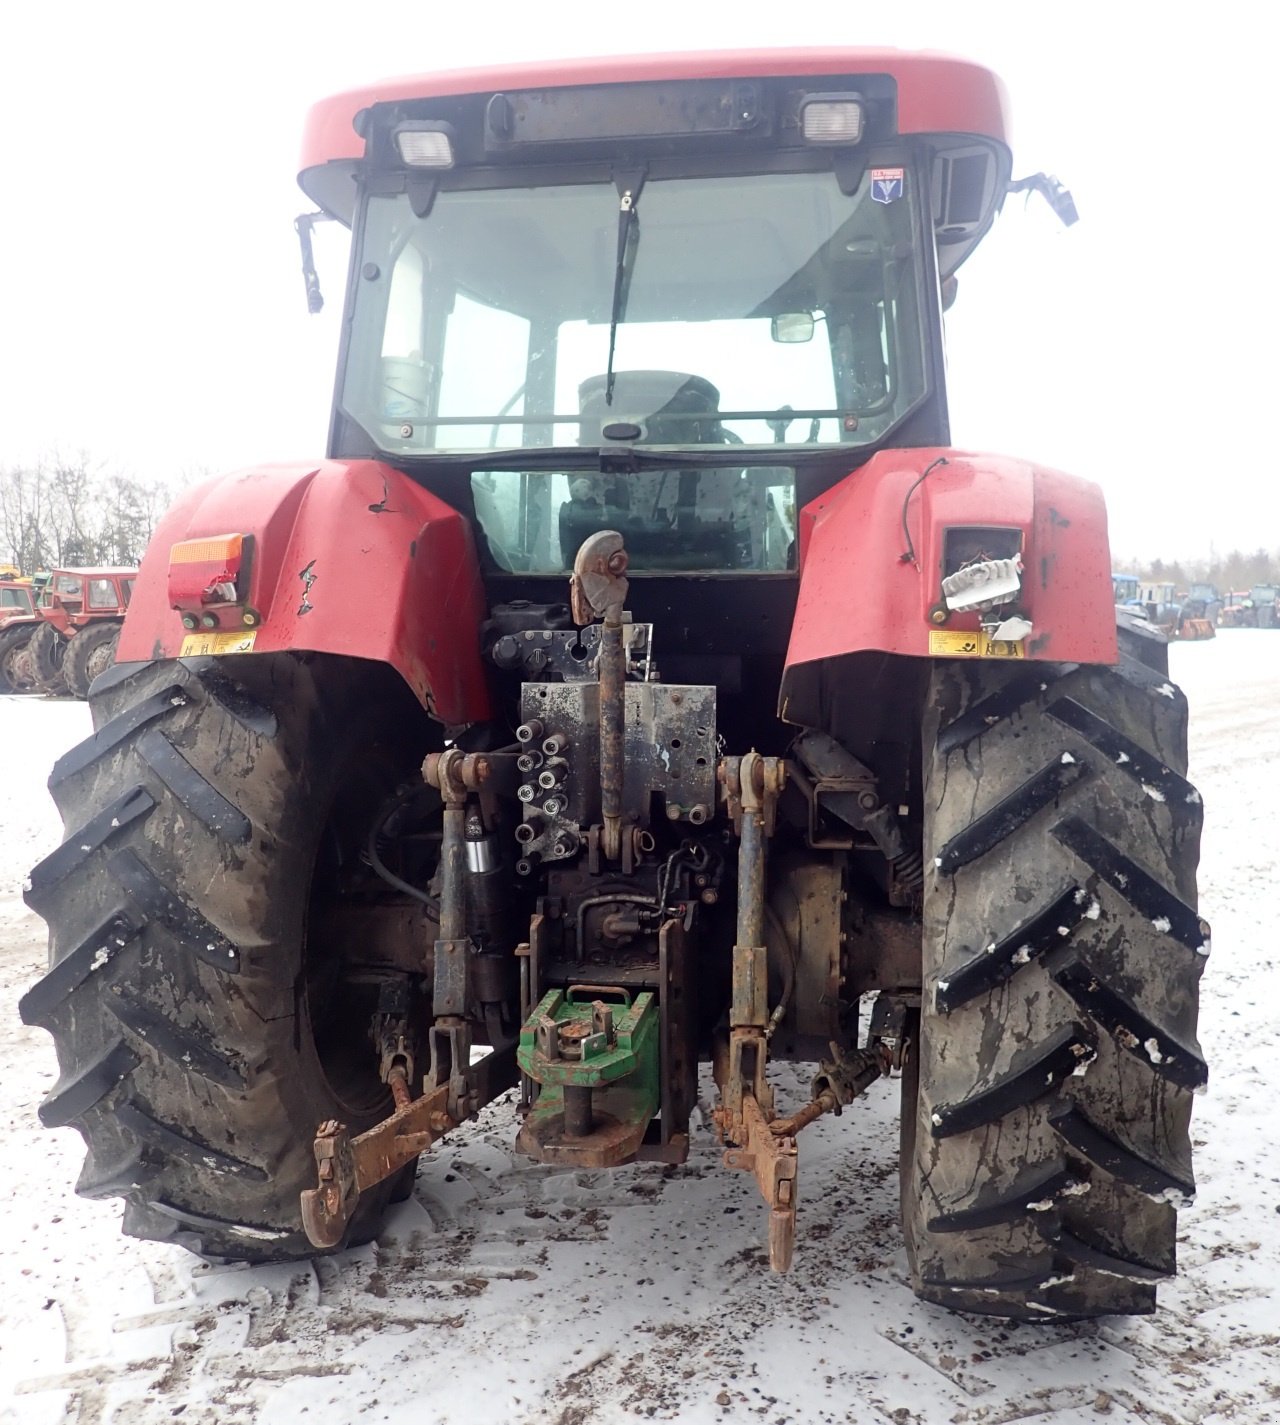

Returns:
800,95,865,144
394,122,456,168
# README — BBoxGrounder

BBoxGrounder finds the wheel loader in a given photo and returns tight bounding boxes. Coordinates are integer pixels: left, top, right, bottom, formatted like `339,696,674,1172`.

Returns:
20,48,1206,1320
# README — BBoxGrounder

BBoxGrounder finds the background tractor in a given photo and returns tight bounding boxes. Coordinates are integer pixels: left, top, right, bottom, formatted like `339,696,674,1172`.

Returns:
25,566,136,698
0,578,41,694
21,49,1204,1321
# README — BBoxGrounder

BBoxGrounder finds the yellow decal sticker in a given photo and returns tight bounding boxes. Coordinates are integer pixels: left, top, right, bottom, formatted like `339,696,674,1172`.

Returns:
179,629,258,657
928,629,1026,659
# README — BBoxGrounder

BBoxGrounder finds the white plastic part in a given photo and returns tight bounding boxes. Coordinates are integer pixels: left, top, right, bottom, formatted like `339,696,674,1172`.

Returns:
801,100,864,143
941,556,1022,612
395,129,455,168
990,614,1034,643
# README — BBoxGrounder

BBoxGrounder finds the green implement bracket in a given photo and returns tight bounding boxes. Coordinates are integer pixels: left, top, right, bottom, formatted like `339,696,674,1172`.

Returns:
516,987,659,1166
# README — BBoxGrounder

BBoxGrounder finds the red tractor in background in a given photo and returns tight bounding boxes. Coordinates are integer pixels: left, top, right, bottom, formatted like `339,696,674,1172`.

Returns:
24,567,136,698
0,578,40,693
21,50,1204,1321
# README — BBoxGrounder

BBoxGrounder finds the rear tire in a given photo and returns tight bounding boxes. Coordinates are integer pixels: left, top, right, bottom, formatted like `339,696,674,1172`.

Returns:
0,624,38,693
28,621,69,694
902,628,1205,1319
20,654,439,1260
64,622,121,699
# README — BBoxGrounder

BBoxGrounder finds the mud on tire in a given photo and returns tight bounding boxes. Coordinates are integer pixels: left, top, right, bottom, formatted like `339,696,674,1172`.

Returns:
20,653,437,1261
902,627,1206,1319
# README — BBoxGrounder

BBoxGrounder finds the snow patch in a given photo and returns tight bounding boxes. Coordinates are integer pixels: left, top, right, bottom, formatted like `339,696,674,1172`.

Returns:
1011,945,1032,965
1061,1180,1091,1197
1151,916,1172,933
90,946,111,971
1197,939,1212,957
1115,750,1131,764
1060,751,1076,765
1040,1273,1076,1288
1157,682,1176,698
1143,783,1167,803
1026,1198,1054,1212
931,1112,943,1127
1186,788,1202,804
231,1224,292,1242
1144,1037,1165,1065
1149,1186,1194,1208
1071,1052,1097,1077
1057,924,1072,937
1084,898,1101,920
1115,872,1128,887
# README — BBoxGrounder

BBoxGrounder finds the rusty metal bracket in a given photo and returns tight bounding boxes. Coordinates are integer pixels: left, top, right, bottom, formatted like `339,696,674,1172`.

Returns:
300,1083,453,1249
723,1092,798,1272
300,1043,518,1249
570,532,630,863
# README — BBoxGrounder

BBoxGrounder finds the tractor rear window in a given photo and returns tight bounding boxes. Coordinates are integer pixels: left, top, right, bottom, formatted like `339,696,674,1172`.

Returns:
472,465,796,574
342,166,927,456
87,579,118,610
0,588,30,609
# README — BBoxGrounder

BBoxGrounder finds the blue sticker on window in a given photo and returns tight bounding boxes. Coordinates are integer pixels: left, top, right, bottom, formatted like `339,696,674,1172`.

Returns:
871,167,905,205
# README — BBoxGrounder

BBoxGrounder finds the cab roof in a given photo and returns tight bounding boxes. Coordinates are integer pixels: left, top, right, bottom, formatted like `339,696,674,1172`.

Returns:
300,47,1009,212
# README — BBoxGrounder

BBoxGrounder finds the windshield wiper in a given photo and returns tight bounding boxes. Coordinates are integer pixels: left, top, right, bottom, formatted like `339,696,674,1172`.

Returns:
604,168,647,406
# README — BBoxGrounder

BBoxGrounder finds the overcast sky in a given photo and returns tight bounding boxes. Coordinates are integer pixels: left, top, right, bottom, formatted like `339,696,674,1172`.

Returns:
1,1,1273,560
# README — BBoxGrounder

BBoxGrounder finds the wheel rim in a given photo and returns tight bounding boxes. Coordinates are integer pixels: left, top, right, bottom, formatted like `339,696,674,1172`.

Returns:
303,751,441,1117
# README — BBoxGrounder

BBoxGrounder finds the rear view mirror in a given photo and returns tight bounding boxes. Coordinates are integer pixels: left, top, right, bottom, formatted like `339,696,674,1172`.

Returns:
771,312,815,343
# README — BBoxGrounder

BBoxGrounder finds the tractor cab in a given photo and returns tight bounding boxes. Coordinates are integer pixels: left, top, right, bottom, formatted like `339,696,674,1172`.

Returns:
297,53,1066,580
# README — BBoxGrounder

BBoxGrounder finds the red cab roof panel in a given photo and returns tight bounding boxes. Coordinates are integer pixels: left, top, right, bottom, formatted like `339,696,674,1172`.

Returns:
300,47,1009,178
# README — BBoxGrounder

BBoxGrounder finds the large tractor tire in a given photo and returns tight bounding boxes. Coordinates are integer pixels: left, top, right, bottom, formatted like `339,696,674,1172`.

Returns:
28,620,70,694
0,623,39,693
63,621,121,699
20,654,438,1261
902,625,1205,1319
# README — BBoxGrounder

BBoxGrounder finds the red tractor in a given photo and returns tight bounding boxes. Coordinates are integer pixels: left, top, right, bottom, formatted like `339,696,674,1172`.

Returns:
0,578,43,693
21,50,1204,1321
26,566,136,698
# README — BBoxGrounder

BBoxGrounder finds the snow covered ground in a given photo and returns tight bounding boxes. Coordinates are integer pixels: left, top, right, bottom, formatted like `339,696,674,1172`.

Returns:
1,633,1277,1424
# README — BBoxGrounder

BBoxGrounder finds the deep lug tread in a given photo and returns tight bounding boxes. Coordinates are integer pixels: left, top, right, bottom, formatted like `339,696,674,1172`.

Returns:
930,1023,1097,1139
1052,815,1209,954
906,627,1202,1319
934,666,1079,754
18,909,141,1028
926,1159,1077,1233
1050,1104,1195,1200
1044,1225,1172,1282
48,685,188,789
936,884,1086,1011
38,1039,139,1127
1051,953,1208,1089
26,653,436,1262
24,787,155,907
935,758,1089,874
75,1144,152,1200
106,989,248,1088
106,848,242,972
137,728,253,843
1047,696,1196,808
115,1101,269,1181
148,1197,296,1245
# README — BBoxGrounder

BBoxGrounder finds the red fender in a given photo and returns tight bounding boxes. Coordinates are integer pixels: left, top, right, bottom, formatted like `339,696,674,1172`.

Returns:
783,448,1116,690
118,460,492,724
